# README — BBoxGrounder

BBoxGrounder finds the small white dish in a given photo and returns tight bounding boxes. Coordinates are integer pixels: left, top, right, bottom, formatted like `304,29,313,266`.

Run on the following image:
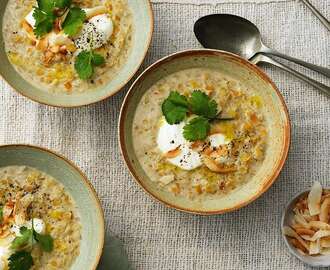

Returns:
281,189,330,268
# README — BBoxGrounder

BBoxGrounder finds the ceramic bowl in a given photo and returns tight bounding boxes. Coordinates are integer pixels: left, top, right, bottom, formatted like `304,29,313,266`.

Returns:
119,49,291,215
0,0,153,107
281,189,330,267
0,144,105,270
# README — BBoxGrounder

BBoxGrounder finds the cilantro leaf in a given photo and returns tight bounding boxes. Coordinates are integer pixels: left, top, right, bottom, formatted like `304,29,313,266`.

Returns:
8,251,33,270
62,7,86,36
74,50,105,80
10,227,33,250
188,90,218,119
91,52,105,66
33,8,55,37
183,116,210,141
162,91,189,124
37,0,54,14
33,0,75,37
74,51,93,79
54,0,72,8
34,232,54,252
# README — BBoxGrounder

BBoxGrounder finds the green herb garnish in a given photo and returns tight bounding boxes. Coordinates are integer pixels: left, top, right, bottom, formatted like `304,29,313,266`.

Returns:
54,0,72,9
10,227,33,251
188,90,218,119
161,91,189,124
62,7,86,36
74,50,105,80
33,3,56,37
162,90,234,141
8,251,33,270
183,116,210,141
9,220,54,270
34,232,54,252
33,0,84,37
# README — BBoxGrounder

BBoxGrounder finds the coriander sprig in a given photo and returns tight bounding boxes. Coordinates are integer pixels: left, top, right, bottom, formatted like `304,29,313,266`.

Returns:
74,32,105,80
183,116,210,141
9,220,54,270
188,90,218,119
62,7,86,36
74,50,105,80
32,0,85,37
162,90,234,141
8,251,33,270
161,91,189,124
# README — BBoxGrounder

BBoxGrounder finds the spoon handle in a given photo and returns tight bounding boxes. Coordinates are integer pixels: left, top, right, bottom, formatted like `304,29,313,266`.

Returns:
261,47,330,78
301,0,330,31
251,54,330,97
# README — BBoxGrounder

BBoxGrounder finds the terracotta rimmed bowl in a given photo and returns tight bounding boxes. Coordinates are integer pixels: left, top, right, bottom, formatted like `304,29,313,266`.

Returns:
119,49,291,215
0,144,105,269
0,0,153,107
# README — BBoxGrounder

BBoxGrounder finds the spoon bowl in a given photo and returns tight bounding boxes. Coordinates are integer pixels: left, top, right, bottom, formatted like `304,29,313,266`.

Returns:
194,14,262,60
194,13,330,95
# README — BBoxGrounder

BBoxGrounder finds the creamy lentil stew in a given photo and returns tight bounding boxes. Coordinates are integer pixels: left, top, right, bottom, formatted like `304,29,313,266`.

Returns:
0,166,81,270
3,0,133,94
132,68,268,200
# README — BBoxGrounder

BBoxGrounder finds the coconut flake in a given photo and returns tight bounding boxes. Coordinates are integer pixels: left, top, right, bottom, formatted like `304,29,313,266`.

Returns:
308,181,322,216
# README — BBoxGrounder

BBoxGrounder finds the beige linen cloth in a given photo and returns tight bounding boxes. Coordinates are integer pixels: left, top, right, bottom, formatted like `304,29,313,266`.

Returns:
1,0,329,269
153,0,287,4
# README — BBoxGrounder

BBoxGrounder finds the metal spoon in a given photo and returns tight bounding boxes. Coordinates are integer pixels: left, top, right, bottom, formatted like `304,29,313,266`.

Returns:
301,0,330,31
194,14,330,77
194,14,330,96
251,54,329,97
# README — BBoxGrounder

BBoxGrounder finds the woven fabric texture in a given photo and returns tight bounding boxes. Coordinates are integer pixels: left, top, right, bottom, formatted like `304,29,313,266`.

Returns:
152,0,287,4
1,0,329,269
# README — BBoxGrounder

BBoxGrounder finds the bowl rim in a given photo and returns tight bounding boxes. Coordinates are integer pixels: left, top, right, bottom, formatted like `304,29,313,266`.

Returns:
0,143,105,270
281,188,330,267
119,48,291,215
0,0,154,108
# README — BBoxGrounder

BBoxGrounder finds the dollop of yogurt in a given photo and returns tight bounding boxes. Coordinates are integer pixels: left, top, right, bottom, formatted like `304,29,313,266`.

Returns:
74,14,113,51
209,133,231,148
157,119,202,170
157,118,233,171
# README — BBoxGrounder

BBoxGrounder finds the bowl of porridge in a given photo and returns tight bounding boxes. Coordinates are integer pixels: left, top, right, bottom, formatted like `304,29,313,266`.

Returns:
119,49,291,215
0,144,104,269
0,0,153,107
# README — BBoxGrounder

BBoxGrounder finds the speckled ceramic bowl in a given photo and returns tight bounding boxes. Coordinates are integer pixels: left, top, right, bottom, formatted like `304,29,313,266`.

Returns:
119,49,291,215
282,189,330,268
0,0,153,107
0,144,105,270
